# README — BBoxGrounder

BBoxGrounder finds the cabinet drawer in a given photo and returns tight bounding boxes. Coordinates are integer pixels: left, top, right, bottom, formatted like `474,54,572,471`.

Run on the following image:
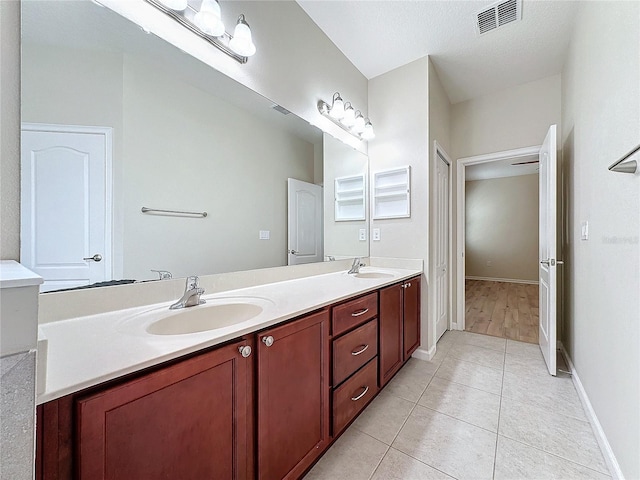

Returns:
332,292,378,336
333,319,378,386
332,358,378,434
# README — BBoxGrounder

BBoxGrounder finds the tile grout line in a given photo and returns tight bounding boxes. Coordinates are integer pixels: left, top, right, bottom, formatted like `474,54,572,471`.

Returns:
381,340,462,480
366,346,452,480
497,434,613,478
491,342,507,479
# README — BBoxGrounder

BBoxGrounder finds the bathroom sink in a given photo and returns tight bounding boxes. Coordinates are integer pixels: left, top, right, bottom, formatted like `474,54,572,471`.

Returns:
354,272,394,279
147,302,264,335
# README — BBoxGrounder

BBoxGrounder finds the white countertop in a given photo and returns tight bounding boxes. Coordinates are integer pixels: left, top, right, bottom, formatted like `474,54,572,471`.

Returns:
37,266,421,404
0,260,43,289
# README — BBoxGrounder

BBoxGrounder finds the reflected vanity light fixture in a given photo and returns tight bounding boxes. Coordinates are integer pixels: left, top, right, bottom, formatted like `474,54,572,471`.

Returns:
318,92,375,141
148,0,256,63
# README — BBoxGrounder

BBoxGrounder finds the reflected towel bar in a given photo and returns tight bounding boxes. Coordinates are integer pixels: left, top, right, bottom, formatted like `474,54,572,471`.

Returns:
141,207,208,218
608,144,639,174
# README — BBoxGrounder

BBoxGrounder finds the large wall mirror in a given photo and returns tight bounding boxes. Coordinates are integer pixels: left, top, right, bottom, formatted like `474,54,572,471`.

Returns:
21,0,369,292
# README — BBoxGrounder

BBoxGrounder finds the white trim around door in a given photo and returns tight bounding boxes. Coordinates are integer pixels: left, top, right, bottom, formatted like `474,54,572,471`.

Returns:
455,145,541,331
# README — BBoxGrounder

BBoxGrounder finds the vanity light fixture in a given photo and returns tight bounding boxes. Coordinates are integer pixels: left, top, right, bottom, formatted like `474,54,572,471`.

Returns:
318,93,375,141
147,0,256,64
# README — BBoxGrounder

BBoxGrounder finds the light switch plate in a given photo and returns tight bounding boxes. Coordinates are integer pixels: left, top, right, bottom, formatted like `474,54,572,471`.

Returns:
259,230,270,240
581,221,588,241
372,228,381,241
359,228,366,241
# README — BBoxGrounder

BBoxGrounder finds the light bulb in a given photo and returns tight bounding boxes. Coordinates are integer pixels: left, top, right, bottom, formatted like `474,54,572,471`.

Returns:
353,112,365,133
194,0,225,37
340,103,356,127
159,0,187,10
329,93,345,119
229,15,256,56
362,120,375,140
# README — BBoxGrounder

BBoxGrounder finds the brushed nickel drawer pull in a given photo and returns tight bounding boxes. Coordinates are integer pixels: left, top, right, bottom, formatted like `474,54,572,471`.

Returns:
351,308,369,317
351,385,369,401
351,344,369,356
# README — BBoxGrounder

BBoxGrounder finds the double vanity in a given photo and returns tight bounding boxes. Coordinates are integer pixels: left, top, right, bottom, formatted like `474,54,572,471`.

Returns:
35,261,422,479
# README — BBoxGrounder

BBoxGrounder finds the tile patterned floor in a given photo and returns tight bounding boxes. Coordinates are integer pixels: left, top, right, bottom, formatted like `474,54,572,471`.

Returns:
304,331,610,480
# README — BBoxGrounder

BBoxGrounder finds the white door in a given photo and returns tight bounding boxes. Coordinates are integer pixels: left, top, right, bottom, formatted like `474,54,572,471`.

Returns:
539,124,558,376
435,149,450,341
21,124,112,292
287,178,323,265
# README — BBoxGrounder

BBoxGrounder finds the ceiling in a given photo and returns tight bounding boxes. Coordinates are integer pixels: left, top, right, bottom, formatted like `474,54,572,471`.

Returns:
296,0,578,104
466,154,539,181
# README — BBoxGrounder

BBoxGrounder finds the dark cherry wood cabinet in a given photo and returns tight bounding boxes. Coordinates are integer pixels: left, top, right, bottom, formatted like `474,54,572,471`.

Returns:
38,337,254,480
78,338,254,480
402,276,421,360
256,309,330,480
379,283,404,387
379,276,422,386
36,278,421,480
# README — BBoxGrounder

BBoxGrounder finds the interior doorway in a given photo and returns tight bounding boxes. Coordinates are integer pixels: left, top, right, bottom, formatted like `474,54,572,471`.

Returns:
20,123,113,292
455,145,541,343
433,142,452,343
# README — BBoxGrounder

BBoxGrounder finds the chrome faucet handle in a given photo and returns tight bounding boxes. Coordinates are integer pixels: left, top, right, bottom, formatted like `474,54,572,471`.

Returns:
151,269,172,280
185,275,199,290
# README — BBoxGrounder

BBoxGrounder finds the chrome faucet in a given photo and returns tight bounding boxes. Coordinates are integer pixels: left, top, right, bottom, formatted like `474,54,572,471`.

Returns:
151,269,173,280
170,275,205,310
347,257,365,275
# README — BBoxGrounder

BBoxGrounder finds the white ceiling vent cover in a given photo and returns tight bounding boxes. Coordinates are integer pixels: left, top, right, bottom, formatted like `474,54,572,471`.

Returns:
476,0,522,35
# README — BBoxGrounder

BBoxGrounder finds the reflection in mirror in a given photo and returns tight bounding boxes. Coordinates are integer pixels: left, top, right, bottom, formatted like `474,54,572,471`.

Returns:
323,134,369,259
20,0,368,292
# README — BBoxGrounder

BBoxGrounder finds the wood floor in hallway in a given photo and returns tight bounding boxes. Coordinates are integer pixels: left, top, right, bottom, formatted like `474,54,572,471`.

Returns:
465,279,539,344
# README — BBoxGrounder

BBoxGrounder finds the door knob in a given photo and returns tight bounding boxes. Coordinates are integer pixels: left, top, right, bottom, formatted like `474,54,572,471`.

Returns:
83,254,102,262
289,249,298,255
262,336,274,347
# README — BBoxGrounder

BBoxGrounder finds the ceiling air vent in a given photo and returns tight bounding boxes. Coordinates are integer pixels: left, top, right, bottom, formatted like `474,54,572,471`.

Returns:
476,0,521,36
271,104,291,115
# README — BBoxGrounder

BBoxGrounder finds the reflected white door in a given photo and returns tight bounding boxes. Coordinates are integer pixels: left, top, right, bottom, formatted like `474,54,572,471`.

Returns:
435,149,450,341
287,178,323,265
539,124,558,376
21,124,112,292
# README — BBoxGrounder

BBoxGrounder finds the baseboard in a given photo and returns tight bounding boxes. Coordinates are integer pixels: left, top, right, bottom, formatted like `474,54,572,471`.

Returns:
559,343,624,479
465,276,539,285
412,345,435,361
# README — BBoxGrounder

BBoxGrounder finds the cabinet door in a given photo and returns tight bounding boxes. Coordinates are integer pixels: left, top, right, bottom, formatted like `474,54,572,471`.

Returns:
403,276,421,360
76,338,254,480
257,309,330,480
379,283,403,387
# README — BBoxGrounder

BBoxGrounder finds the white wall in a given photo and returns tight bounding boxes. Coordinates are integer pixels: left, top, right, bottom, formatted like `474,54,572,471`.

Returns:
323,134,369,259
451,75,561,160
561,2,639,478
465,175,539,282
369,57,431,352
102,0,369,153
451,74,561,326
121,55,314,279
0,0,21,261
21,44,316,280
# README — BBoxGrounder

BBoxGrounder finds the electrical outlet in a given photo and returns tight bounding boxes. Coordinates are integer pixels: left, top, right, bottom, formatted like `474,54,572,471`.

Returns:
372,228,381,241
581,221,589,241
259,230,270,240
359,229,366,241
